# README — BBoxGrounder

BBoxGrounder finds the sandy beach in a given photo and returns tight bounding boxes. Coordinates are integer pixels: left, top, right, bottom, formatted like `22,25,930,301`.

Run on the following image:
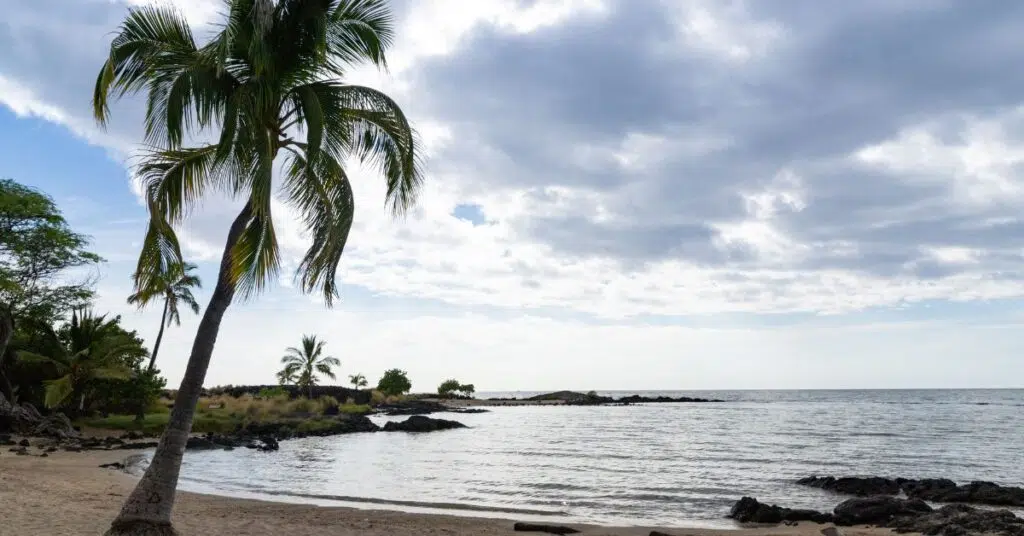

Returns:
0,446,904,536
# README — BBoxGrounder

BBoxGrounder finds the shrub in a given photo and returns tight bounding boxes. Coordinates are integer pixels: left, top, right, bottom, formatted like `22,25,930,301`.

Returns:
288,397,316,414
258,386,288,399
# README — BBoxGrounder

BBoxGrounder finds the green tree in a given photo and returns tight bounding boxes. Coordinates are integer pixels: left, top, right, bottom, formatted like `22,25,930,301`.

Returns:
93,3,421,530
0,178,103,400
276,366,298,386
348,372,368,389
437,378,474,398
279,335,340,399
127,261,201,372
17,309,144,410
377,368,411,397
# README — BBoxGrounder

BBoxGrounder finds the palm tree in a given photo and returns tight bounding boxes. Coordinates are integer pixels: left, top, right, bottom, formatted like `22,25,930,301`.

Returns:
92,1,422,533
279,334,340,398
276,364,299,386
17,309,141,410
348,372,367,389
127,261,201,372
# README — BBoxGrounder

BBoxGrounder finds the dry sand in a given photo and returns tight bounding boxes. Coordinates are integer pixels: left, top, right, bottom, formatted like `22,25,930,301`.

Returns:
0,446,904,536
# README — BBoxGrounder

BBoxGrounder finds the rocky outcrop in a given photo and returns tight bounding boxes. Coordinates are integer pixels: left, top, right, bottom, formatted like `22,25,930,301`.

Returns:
797,476,903,496
797,475,1024,507
523,391,724,405
374,400,487,416
833,496,933,526
887,504,1024,536
730,495,1024,535
381,415,467,433
728,497,834,524
616,394,725,404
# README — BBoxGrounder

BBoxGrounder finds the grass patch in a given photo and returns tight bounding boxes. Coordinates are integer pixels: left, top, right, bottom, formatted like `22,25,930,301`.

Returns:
81,395,372,436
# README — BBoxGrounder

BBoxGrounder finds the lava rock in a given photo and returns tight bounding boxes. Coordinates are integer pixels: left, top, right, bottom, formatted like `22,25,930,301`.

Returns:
729,497,834,524
512,522,580,534
797,476,902,496
886,503,1024,536
381,415,467,433
257,435,279,451
833,496,932,526
18,438,30,447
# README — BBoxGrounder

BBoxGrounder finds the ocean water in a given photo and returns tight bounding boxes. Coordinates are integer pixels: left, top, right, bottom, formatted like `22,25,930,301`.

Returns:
172,390,1024,528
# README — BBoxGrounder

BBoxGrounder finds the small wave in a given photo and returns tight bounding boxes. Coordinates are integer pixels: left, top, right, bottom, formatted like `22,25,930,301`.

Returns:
213,487,568,517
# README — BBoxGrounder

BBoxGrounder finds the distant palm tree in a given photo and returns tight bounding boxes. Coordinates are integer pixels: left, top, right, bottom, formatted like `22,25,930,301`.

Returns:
279,335,339,399
91,1,422,531
276,365,298,386
348,373,368,389
127,261,201,371
17,309,141,410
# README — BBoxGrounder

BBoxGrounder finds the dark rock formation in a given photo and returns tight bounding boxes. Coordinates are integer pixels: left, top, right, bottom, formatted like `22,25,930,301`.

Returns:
512,522,580,534
616,394,725,404
798,475,1024,508
908,480,1024,508
887,504,1024,536
797,476,903,496
382,415,467,433
729,497,834,524
525,391,724,405
18,438,29,447
833,496,933,526
375,400,489,416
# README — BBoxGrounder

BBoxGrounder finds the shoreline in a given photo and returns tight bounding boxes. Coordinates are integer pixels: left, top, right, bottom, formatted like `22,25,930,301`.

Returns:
0,449,900,536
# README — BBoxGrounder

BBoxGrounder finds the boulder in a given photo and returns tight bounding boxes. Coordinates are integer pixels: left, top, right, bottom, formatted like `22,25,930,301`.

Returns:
512,522,580,534
381,415,467,433
729,497,833,524
33,413,79,440
257,435,279,452
797,476,902,496
18,438,29,447
833,496,932,526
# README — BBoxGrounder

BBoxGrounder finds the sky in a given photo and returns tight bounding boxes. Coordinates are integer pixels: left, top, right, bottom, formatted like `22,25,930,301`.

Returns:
2,0,1024,391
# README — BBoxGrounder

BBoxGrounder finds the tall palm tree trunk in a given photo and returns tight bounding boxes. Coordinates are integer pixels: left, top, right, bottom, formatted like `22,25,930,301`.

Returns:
147,300,170,372
135,301,170,422
107,204,252,536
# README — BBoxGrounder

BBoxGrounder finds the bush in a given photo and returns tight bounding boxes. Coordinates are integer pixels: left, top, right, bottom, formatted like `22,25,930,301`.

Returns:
257,386,288,399
288,398,316,414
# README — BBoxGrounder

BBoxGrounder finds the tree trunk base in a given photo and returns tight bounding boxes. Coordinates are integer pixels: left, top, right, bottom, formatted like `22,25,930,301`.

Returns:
105,519,179,536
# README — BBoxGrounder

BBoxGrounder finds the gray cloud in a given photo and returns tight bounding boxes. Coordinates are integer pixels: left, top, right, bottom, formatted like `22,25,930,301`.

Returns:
405,0,1024,280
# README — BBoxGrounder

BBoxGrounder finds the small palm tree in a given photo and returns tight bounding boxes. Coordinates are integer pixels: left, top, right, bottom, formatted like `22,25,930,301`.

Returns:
276,364,299,386
279,335,339,399
18,309,142,410
348,372,367,389
92,1,422,532
127,261,201,371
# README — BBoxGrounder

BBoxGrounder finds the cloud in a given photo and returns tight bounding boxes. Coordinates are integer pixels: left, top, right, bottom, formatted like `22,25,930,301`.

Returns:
5,0,1024,319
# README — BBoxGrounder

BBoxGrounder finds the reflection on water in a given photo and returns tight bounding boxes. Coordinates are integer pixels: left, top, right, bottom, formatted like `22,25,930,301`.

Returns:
173,390,1024,527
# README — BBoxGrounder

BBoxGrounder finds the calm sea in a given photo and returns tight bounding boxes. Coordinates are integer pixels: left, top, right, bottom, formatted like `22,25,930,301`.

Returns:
171,390,1024,528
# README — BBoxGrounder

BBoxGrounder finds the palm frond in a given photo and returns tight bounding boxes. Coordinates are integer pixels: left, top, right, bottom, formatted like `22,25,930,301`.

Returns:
314,362,336,380
326,0,394,73
43,375,74,409
93,4,198,125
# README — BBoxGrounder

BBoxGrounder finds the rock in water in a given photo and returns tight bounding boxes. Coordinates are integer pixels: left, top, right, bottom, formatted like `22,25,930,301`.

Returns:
381,415,467,433
512,522,580,534
886,504,1024,536
833,496,932,526
797,476,902,496
729,497,833,524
